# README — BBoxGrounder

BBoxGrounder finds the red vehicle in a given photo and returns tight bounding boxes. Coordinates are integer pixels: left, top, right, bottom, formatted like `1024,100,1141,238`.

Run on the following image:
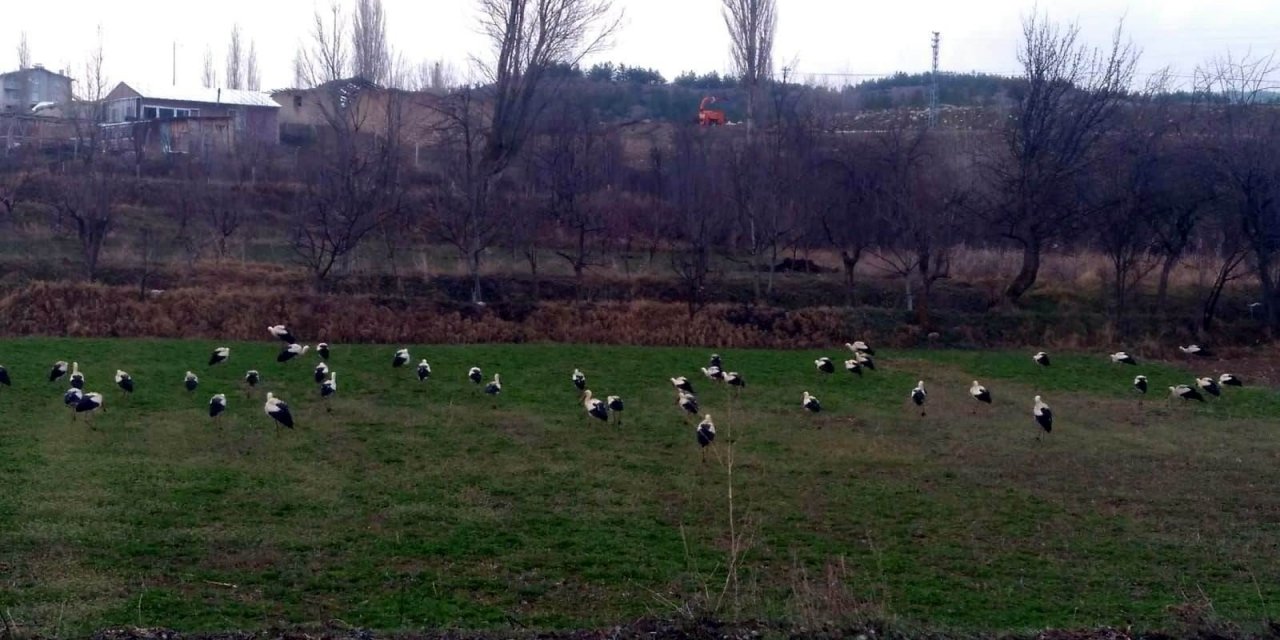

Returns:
698,96,726,126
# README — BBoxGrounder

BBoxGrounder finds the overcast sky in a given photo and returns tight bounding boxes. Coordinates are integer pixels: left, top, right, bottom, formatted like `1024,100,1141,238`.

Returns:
3,0,1278,92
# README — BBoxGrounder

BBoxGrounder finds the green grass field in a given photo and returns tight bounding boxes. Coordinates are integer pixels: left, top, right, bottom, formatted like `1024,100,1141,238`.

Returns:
1,339,1278,636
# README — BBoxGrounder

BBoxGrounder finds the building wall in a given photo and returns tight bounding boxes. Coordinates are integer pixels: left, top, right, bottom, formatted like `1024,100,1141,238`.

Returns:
102,96,278,144
0,68,73,112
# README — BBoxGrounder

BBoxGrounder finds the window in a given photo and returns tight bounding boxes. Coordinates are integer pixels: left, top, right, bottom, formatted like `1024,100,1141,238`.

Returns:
293,95,302,108
143,106,158,119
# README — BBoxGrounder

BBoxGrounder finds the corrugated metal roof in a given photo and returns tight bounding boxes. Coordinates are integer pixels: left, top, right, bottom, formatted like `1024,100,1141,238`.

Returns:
117,82,280,108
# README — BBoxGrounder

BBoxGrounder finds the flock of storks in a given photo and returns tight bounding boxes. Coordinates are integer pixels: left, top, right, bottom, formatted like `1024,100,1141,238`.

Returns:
0,329,1248,449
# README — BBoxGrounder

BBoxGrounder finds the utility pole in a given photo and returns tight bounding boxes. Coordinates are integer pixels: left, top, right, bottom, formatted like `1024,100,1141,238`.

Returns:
172,41,177,86
929,31,941,127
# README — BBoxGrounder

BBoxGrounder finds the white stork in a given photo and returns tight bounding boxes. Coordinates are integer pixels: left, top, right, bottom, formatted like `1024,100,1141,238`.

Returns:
393,348,410,368
572,368,586,391
469,367,483,384
802,391,821,413
1133,375,1148,394
844,359,862,377
910,380,927,415
1033,351,1050,367
814,357,835,374
709,354,723,368
845,340,875,355
312,362,329,384
317,343,331,360
264,392,294,429
417,360,431,382
1170,384,1205,403
606,395,624,424
75,391,103,415
321,372,337,405
697,414,716,461
244,370,261,388
0,364,10,387
855,352,876,370
1033,396,1052,433
209,393,227,418
268,325,295,343
484,373,502,396
1196,376,1221,398
970,380,992,404
277,343,309,363
725,371,745,388
184,371,199,392
115,370,134,394
1179,344,1211,358
48,360,68,383
69,362,84,390
677,391,698,414
671,376,694,394
1110,351,1137,365
701,366,726,382
63,387,83,411
208,347,230,366
1219,373,1243,387
582,390,609,422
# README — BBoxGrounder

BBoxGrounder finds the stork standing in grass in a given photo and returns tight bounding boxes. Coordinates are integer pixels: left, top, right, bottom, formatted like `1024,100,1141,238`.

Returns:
709,354,723,368
314,362,329,384
69,362,84,390
393,348,410,368
607,395,624,424
671,376,694,394
417,360,431,382
209,394,227,419
268,325,295,343
1033,396,1052,434
317,343,331,360
75,391,103,418
184,371,199,392
910,380,927,416
969,380,992,412
1219,373,1243,388
1033,351,1051,367
1169,384,1205,405
63,388,83,415
1196,376,1221,398
844,359,862,377
278,343,309,363
582,390,609,422
855,352,876,371
49,360,68,383
1179,344,1211,358
208,347,230,366
814,357,835,375
264,392,293,431
320,372,337,411
244,370,261,391
802,391,821,413
1133,375,1148,395
701,365,726,382
677,391,698,415
572,368,586,392
484,373,501,396
469,367,483,385
1110,351,1137,365
696,414,716,462
115,370,134,396
725,371,745,389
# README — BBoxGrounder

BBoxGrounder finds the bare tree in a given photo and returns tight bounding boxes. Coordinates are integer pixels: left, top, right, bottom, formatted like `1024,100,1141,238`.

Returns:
246,41,261,91
297,3,350,87
722,0,775,135
16,31,30,70
432,0,618,303
986,14,1137,306
201,46,218,88
1194,51,1280,331
352,0,390,84
225,24,244,90
55,167,125,281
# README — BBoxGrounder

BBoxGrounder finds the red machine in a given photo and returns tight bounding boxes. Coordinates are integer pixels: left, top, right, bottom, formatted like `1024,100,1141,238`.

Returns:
698,96,726,126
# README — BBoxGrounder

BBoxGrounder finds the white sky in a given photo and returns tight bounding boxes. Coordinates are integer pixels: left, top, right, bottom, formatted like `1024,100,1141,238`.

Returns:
2,0,1278,91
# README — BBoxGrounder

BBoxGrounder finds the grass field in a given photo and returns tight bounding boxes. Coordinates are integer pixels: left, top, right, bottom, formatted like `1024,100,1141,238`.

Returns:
1,338,1279,636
